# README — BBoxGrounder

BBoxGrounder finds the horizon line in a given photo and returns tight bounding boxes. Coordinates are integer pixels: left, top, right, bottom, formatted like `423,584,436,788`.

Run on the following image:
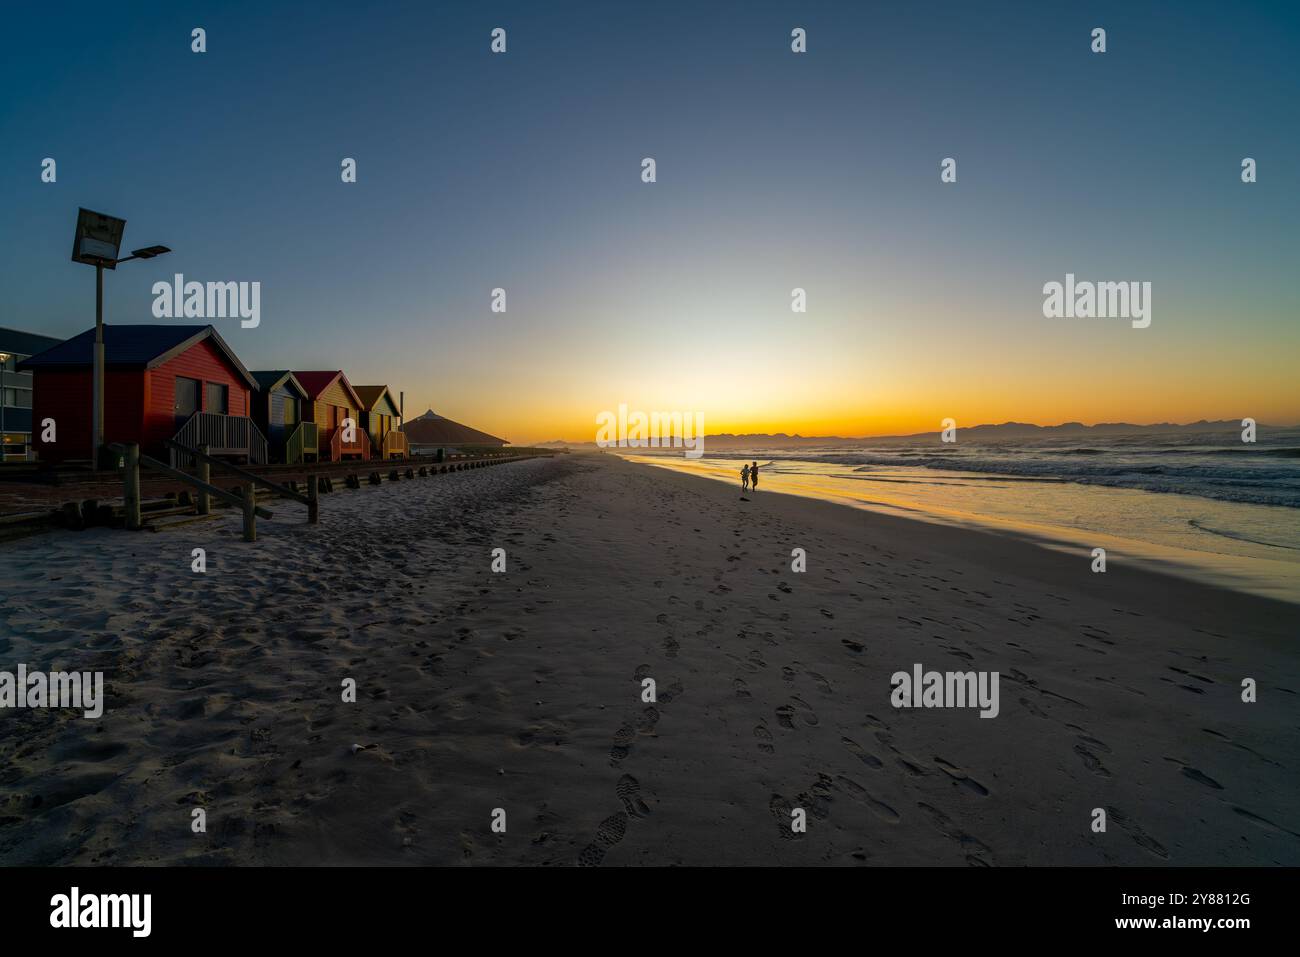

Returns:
533,416,1295,445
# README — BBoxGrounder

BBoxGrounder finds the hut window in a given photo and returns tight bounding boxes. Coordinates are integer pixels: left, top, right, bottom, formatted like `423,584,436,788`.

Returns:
175,377,201,421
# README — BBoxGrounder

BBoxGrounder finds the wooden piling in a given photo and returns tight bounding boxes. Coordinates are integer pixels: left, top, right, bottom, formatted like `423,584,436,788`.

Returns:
241,482,257,542
123,443,142,530
307,473,319,524
196,443,211,515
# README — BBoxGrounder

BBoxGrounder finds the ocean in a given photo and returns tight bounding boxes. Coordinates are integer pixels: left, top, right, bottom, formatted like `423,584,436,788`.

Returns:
620,427,1300,602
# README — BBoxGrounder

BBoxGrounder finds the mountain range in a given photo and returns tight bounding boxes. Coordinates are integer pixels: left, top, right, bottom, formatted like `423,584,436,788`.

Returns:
535,419,1274,449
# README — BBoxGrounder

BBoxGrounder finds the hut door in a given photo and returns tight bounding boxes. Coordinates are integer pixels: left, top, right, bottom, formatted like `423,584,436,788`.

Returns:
175,376,201,426
206,382,229,415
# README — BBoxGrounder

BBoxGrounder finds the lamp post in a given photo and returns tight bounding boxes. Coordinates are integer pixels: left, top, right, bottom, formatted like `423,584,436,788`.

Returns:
0,351,9,462
71,209,170,467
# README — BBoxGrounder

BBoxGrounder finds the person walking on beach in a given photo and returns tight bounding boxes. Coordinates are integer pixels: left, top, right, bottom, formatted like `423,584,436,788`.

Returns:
750,461,760,491
741,462,750,492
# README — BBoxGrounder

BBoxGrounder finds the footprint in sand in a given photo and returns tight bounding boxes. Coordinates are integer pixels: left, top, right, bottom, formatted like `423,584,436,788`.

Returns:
733,678,751,698
1070,731,1111,754
1181,766,1223,789
653,679,683,705
791,696,819,725
835,775,900,822
1231,806,1300,840
1018,696,1047,718
768,794,800,840
754,723,775,753
609,725,635,762
806,671,832,695
933,757,990,796
917,801,995,865
775,697,819,730
1168,665,1215,685
1201,728,1284,768
1161,759,1224,791
841,639,864,653
1106,806,1169,860
797,774,836,821
1074,743,1111,777
616,774,651,817
895,757,927,777
636,706,660,733
840,736,884,769
577,811,630,866
873,730,927,776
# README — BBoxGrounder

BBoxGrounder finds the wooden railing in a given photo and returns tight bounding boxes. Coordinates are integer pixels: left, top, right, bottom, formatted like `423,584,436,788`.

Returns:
329,425,371,461
170,412,268,468
114,442,287,542
161,439,318,540
382,430,408,459
285,421,318,465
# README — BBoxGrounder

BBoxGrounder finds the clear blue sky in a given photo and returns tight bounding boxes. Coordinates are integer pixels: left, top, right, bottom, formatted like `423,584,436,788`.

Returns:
2,0,1297,440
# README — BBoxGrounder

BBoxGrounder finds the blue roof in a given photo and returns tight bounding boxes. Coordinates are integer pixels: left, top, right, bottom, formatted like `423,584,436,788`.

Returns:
20,325,211,367
0,326,64,358
251,370,288,389
19,324,257,388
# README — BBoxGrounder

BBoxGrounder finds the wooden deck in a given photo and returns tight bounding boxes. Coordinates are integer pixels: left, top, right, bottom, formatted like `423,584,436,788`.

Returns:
170,411,269,468
285,421,319,465
328,427,371,461
381,430,408,459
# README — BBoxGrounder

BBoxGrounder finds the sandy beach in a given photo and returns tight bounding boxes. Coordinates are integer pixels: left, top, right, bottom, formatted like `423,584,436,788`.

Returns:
1,452,1297,866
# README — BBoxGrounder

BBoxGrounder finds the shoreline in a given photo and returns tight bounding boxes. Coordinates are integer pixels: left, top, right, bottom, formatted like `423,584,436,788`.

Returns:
620,451,1300,606
611,452,1299,644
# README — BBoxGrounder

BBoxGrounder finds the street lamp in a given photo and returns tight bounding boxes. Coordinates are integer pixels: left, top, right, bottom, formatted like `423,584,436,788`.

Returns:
122,245,172,262
71,209,170,467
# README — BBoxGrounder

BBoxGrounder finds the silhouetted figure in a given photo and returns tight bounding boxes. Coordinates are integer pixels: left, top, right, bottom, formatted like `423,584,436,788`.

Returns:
741,463,750,491
750,461,759,491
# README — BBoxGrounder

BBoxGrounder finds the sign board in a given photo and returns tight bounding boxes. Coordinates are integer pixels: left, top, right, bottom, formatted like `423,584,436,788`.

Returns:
71,208,126,269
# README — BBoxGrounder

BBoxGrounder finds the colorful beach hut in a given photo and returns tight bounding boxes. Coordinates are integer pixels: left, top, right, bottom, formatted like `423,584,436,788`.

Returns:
21,324,263,467
250,370,315,464
352,385,407,460
293,370,369,461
